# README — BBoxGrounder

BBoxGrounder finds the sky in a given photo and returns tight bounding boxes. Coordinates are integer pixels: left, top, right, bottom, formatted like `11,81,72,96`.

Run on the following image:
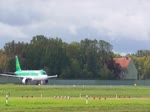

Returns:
0,0,150,55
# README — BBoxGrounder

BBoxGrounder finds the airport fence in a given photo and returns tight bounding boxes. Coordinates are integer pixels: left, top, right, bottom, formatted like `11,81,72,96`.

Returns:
0,77,150,86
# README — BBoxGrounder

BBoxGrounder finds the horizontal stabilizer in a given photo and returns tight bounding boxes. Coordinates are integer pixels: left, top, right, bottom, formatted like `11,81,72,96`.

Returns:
4,72,16,75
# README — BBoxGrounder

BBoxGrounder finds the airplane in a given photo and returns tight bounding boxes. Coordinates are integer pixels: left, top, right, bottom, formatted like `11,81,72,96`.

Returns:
0,56,57,85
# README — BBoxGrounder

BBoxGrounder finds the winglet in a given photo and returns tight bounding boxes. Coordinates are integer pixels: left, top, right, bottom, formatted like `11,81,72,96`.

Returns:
16,56,21,71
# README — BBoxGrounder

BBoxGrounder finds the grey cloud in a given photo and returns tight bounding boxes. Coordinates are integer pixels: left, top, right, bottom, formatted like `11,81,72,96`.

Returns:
0,0,150,53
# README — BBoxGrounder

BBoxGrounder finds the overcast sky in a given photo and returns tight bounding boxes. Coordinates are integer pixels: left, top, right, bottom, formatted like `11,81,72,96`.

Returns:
1,0,150,55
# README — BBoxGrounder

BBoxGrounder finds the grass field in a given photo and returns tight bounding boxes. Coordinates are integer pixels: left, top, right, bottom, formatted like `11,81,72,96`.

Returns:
0,84,150,112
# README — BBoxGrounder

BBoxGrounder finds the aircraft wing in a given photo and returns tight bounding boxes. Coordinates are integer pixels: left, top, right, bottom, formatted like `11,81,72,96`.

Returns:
0,73,18,77
0,74,32,80
47,75,58,78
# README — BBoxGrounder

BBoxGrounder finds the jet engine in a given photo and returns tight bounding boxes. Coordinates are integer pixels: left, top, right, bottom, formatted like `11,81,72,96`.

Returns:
45,80,48,84
22,78,28,84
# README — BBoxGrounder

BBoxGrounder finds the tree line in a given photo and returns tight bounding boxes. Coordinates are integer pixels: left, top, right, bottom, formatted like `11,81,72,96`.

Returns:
0,35,150,79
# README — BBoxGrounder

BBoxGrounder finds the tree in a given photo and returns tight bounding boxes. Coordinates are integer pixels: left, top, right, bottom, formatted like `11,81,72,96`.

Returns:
24,35,48,69
106,58,121,79
79,39,113,79
79,39,99,78
64,42,81,79
43,38,69,76
0,50,9,73
3,40,27,72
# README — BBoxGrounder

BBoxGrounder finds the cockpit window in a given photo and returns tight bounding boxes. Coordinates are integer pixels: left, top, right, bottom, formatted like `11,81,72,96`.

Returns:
41,71,47,75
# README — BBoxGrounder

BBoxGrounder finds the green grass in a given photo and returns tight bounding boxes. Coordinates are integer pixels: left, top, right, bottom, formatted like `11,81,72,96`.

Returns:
0,84,150,112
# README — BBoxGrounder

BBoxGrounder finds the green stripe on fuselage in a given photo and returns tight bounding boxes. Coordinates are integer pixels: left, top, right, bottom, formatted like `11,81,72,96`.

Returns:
15,70,46,77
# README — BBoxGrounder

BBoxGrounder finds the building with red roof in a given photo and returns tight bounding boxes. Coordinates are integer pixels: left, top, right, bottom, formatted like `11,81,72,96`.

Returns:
113,57,137,80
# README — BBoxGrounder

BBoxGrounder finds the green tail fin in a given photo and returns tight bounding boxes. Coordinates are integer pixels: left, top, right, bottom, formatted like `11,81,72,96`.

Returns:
16,56,21,71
